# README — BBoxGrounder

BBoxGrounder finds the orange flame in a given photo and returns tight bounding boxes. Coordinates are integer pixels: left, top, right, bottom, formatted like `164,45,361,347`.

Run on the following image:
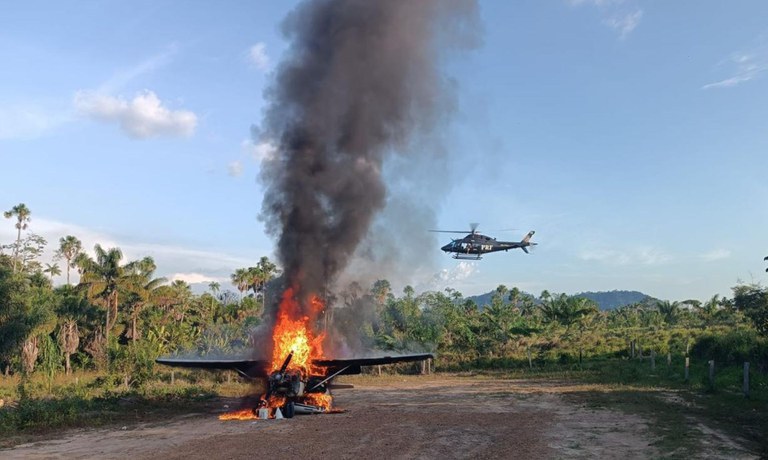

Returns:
219,287,335,421
218,408,258,421
270,288,326,374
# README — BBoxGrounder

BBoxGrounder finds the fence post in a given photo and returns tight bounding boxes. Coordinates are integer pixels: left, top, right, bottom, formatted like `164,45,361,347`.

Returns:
171,370,175,385
650,350,656,371
684,357,690,383
630,340,635,359
708,360,715,390
666,353,671,367
743,362,750,398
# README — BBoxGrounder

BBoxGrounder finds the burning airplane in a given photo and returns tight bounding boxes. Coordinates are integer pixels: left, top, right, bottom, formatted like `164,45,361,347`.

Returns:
158,0,477,418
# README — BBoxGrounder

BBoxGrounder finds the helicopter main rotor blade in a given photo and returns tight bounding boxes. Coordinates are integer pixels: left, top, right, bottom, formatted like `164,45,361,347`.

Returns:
429,230,473,234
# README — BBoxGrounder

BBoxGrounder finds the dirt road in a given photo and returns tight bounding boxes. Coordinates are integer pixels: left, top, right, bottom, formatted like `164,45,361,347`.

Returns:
1,376,757,459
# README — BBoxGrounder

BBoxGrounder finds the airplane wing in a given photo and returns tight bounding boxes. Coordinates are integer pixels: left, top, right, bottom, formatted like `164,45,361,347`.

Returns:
155,357,269,378
313,353,434,376
156,352,434,377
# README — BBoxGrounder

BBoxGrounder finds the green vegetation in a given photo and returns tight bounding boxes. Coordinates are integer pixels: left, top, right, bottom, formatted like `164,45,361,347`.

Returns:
1,202,767,452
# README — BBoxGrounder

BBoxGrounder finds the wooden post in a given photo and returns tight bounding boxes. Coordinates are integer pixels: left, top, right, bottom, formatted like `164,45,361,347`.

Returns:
227,372,231,384
743,362,750,398
630,340,635,358
421,360,426,375
650,350,656,371
708,360,715,390
377,365,382,376
666,352,671,367
171,371,175,385
427,358,432,375
684,357,690,383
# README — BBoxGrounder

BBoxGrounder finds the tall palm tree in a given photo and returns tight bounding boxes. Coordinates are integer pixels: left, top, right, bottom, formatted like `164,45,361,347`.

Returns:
43,262,61,282
56,235,83,285
3,203,31,273
77,245,130,350
123,257,165,343
231,268,250,300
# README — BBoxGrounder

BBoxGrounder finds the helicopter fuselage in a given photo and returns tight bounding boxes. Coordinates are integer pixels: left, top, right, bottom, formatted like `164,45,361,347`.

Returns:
440,231,536,259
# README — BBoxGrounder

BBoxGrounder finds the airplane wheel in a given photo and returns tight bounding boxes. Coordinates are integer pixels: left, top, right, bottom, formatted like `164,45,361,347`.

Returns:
283,401,295,418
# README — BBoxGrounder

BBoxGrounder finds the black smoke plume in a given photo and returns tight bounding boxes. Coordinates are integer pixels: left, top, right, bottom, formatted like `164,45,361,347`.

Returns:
258,0,479,319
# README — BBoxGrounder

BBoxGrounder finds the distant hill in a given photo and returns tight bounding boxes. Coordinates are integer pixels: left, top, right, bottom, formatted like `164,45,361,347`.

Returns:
467,289,656,311
573,290,657,310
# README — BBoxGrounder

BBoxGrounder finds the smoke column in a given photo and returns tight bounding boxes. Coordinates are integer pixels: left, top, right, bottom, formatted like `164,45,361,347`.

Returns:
259,0,479,316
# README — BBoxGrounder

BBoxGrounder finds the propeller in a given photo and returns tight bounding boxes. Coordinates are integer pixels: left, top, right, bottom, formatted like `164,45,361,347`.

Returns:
429,223,482,234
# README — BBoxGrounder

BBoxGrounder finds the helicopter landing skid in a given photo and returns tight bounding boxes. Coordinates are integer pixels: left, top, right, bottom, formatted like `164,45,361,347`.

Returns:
453,254,482,260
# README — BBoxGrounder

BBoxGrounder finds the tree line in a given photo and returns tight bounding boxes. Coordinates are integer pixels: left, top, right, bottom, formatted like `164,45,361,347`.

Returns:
2,202,767,386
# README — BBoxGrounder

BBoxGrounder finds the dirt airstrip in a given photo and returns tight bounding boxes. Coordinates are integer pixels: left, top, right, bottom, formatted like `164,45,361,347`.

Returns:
1,376,759,459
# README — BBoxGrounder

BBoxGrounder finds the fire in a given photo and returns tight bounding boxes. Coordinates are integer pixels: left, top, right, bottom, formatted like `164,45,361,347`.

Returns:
270,288,326,374
219,287,335,421
303,392,333,410
218,408,259,421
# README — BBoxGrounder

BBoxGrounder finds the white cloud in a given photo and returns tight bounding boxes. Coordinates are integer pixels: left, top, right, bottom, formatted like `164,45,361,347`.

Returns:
242,139,278,162
604,10,643,39
74,90,197,139
228,160,243,177
248,42,271,71
700,249,731,262
170,272,229,285
580,246,671,266
702,48,768,90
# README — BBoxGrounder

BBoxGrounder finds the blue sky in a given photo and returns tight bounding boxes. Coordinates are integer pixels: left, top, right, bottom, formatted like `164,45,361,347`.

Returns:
1,0,767,302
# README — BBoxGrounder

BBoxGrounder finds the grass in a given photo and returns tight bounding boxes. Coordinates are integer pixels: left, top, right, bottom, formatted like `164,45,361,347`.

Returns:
0,370,252,448
2,360,766,455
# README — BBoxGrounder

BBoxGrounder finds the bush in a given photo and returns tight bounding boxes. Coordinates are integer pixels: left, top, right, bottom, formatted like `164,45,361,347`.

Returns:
691,329,768,370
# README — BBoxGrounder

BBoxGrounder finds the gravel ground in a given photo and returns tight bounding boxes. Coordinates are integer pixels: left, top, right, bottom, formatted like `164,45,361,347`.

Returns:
0,376,729,459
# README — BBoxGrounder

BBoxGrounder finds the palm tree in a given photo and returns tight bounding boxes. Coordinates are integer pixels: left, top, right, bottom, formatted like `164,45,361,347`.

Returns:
656,300,680,326
123,257,165,343
58,319,79,375
3,203,31,273
697,294,721,327
255,256,279,307
55,235,83,285
231,268,250,300
77,245,130,350
43,262,61,282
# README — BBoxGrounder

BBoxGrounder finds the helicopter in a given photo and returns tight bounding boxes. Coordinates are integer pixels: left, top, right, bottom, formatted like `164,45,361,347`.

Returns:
431,223,537,260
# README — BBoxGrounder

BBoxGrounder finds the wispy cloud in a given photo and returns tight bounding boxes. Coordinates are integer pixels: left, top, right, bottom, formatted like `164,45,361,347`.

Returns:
97,45,177,94
580,246,672,265
604,9,643,39
248,42,271,72
0,104,71,140
74,90,197,139
0,216,262,288
242,139,278,162
700,249,731,262
702,46,768,89
569,0,643,39
170,272,229,285
227,160,243,177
